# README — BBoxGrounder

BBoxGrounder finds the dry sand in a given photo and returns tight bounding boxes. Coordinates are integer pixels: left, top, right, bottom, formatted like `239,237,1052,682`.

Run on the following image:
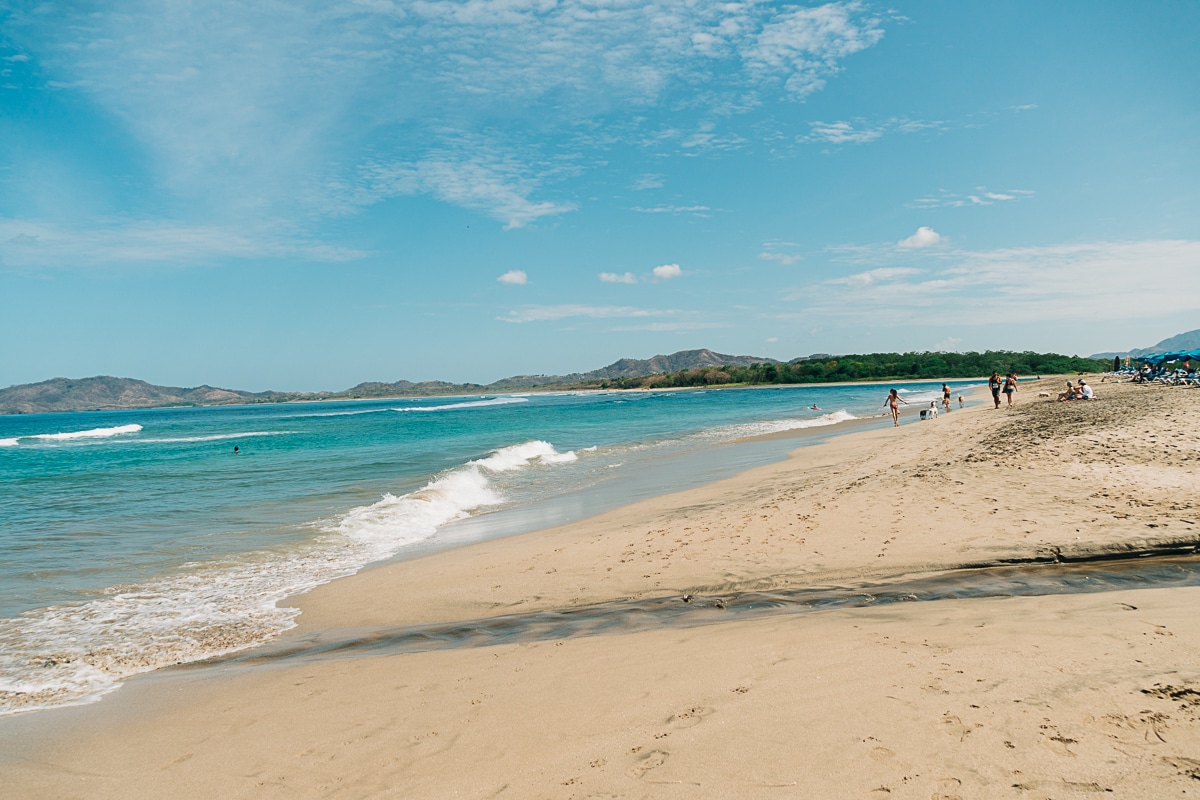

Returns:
3,377,1200,799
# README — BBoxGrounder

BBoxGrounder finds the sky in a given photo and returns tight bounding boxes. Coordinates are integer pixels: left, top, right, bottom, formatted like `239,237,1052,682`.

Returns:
1,0,1198,391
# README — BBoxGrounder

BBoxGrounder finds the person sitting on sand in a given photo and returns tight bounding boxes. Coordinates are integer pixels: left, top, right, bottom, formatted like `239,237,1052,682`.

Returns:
1057,381,1076,402
1079,380,1094,400
883,388,908,427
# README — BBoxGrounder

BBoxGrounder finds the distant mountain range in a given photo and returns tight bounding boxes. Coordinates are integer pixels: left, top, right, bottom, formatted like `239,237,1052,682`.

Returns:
1090,328,1200,359
0,349,778,414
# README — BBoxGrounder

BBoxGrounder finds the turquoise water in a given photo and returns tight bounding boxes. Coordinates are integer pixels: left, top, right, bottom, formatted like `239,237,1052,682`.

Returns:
0,381,973,714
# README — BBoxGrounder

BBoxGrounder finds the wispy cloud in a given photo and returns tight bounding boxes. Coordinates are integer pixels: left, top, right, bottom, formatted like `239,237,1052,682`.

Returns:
599,272,638,284
828,266,923,286
4,0,888,262
361,150,574,229
632,174,665,191
909,188,1034,209
759,240,803,265
803,120,885,145
744,2,885,97
0,217,366,268
497,270,528,285
631,205,712,217
499,304,674,324
794,239,1200,325
759,252,803,265
801,116,947,145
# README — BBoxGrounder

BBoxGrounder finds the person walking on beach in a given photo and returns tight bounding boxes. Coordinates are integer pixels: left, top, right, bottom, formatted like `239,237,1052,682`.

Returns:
988,371,1002,409
884,388,908,426
942,383,951,412
1003,372,1018,408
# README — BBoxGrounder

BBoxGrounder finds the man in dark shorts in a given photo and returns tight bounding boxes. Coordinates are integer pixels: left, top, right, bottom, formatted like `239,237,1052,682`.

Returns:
988,371,1002,409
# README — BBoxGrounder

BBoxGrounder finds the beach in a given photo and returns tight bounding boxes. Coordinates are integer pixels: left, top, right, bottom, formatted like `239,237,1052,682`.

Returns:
3,377,1200,798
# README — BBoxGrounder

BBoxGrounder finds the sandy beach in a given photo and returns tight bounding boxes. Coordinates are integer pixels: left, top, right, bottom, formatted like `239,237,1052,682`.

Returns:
4,377,1200,799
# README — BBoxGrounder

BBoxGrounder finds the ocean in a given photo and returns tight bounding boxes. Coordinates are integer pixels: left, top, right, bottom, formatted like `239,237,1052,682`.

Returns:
0,380,972,714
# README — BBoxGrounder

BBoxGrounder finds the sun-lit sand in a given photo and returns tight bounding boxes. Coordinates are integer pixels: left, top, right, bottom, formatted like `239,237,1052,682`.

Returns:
4,378,1200,798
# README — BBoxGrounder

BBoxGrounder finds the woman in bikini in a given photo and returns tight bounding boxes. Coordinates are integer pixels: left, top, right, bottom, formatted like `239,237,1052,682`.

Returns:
883,388,908,426
1003,372,1017,407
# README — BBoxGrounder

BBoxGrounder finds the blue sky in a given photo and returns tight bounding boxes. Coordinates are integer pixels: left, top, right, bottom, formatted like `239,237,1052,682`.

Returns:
1,0,1198,390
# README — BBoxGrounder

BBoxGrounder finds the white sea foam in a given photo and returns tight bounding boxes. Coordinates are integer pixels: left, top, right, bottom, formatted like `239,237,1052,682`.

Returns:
138,431,292,443
2,423,144,446
393,397,528,413
286,407,394,418
0,440,577,716
703,409,859,441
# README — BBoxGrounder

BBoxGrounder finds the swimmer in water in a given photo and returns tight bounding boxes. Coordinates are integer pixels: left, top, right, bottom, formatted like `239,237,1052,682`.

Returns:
810,404,819,410
233,445,239,454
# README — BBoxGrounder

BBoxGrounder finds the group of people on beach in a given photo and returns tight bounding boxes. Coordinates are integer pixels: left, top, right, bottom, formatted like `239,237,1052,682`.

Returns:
1056,379,1094,401
882,383,964,427
988,371,1018,409
883,371,1019,427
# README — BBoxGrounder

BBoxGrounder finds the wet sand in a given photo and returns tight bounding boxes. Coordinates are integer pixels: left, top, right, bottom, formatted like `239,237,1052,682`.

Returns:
4,377,1200,798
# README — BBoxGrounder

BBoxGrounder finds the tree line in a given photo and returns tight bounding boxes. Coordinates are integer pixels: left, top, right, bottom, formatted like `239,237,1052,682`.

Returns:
594,351,1110,390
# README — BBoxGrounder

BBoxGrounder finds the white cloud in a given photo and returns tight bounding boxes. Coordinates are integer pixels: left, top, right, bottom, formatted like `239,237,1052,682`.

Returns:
497,270,528,285
765,336,779,343
909,188,1034,209
600,272,638,284
828,267,923,287
804,120,884,145
631,205,711,216
759,251,802,265
652,263,683,280
3,54,29,63
897,227,942,249
4,0,887,252
744,2,885,98
361,150,573,229
499,304,672,324
610,321,728,332
800,115,948,146
1010,104,1038,112
794,239,1200,326
0,217,366,268
632,174,665,191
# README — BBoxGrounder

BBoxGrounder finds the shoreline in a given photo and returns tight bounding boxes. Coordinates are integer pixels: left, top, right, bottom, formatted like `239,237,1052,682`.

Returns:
0,374,1005,418
9,375,1198,798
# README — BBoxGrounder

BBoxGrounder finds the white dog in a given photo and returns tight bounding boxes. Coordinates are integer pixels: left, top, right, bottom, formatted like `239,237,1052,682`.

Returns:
920,401,938,420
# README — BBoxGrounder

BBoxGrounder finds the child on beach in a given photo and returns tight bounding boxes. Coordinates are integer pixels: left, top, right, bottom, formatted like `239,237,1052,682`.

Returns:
884,388,908,427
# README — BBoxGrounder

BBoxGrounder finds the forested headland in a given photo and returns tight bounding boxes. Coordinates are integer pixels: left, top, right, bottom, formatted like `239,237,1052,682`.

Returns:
594,351,1110,390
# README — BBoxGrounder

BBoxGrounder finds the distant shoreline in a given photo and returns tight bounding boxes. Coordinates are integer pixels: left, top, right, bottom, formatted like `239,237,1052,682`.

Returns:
0,374,1059,417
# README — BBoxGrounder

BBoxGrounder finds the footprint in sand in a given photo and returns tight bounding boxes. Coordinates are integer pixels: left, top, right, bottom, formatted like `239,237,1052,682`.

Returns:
627,749,669,778
940,714,970,742
668,706,715,728
869,746,894,761
931,776,963,799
